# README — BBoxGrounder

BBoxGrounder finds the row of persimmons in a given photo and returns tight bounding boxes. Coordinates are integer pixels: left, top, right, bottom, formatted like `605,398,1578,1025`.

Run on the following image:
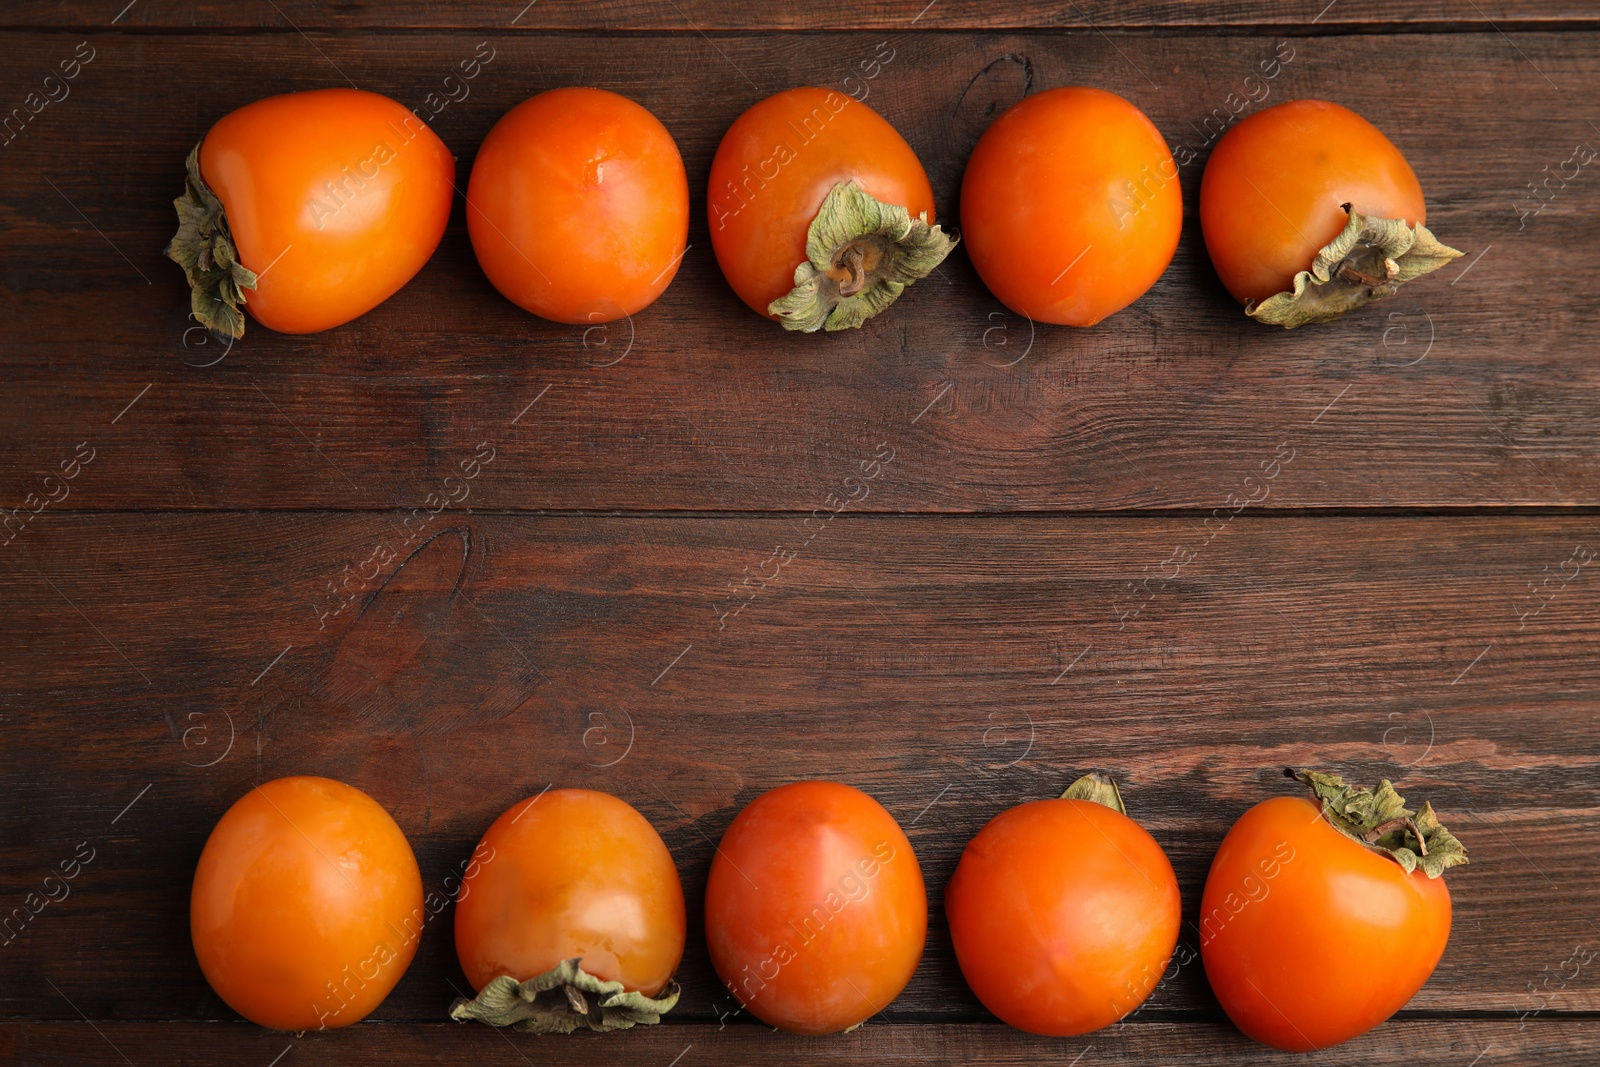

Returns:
190,768,1464,1050
168,81,1461,343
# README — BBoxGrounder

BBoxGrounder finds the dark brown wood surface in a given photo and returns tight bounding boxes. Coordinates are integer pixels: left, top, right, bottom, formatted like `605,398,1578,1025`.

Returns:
5,1019,1600,1066
3,4,1598,1063
5,0,1600,31
9,1018,1600,1066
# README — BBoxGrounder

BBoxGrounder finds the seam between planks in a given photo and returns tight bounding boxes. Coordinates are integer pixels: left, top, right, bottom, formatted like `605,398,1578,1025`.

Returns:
1,22,1599,37
22,506,1600,519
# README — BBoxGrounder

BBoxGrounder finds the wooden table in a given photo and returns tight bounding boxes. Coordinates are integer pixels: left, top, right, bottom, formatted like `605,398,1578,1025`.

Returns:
3,2,1598,1063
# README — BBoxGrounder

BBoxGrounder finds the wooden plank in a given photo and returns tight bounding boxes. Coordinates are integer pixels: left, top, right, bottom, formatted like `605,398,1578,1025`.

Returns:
3,513,1597,1022
4,0,1599,32
2,31,1597,512
4,1019,1598,1066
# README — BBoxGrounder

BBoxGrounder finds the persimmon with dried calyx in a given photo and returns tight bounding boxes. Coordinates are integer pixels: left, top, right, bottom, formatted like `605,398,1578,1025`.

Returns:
467,88,689,324
960,86,1182,327
190,776,423,1031
1200,768,1469,1051
450,789,685,1034
945,773,1181,1036
1200,99,1463,328
708,87,956,332
166,88,454,338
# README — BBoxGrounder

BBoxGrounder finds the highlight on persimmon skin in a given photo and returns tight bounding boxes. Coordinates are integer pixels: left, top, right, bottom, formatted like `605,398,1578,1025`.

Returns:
960,86,1182,327
466,87,690,325
168,88,456,338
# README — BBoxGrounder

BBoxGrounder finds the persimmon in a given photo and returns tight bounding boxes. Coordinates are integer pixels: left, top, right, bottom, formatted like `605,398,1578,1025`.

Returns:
708,87,955,331
449,789,685,1033
704,780,927,1034
961,86,1181,326
168,88,454,337
1200,769,1467,1050
190,776,423,1030
1199,99,1462,327
467,88,689,324
945,774,1180,1036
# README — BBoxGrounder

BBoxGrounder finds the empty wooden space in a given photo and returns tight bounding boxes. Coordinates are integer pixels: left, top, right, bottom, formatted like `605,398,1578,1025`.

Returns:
5,0,1600,31
1,2,1596,1064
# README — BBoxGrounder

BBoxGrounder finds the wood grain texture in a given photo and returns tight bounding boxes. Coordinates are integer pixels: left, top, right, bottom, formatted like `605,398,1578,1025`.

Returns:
4,1019,1599,1066
4,0,1600,31
3,514,1596,1027
2,31,1598,512
3,5,1598,1064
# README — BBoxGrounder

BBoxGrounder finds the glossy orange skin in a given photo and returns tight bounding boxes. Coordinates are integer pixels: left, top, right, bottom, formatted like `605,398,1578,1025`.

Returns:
708,87,937,320
454,789,686,997
199,88,454,334
1200,795,1452,1051
467,88,688,324
190,776,423,1030
1200,99,1427,305
961,87,1181,327
704,780,927,1034
945,798,1181,1036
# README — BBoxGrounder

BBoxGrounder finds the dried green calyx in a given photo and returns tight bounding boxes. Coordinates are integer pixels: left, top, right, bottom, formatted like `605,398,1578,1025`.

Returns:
769,180,957,332
1247,206,1463,328
448,957,680,1034
165,143,257,340
1288,768,1468,879
1061,771,1127,814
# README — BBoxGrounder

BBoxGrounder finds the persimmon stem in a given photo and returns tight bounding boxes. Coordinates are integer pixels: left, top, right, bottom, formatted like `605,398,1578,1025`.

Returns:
768,180,956,332
1336,258,1397,287
1364,816,1428,856
834,243,868,296
1246,208,1462,328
